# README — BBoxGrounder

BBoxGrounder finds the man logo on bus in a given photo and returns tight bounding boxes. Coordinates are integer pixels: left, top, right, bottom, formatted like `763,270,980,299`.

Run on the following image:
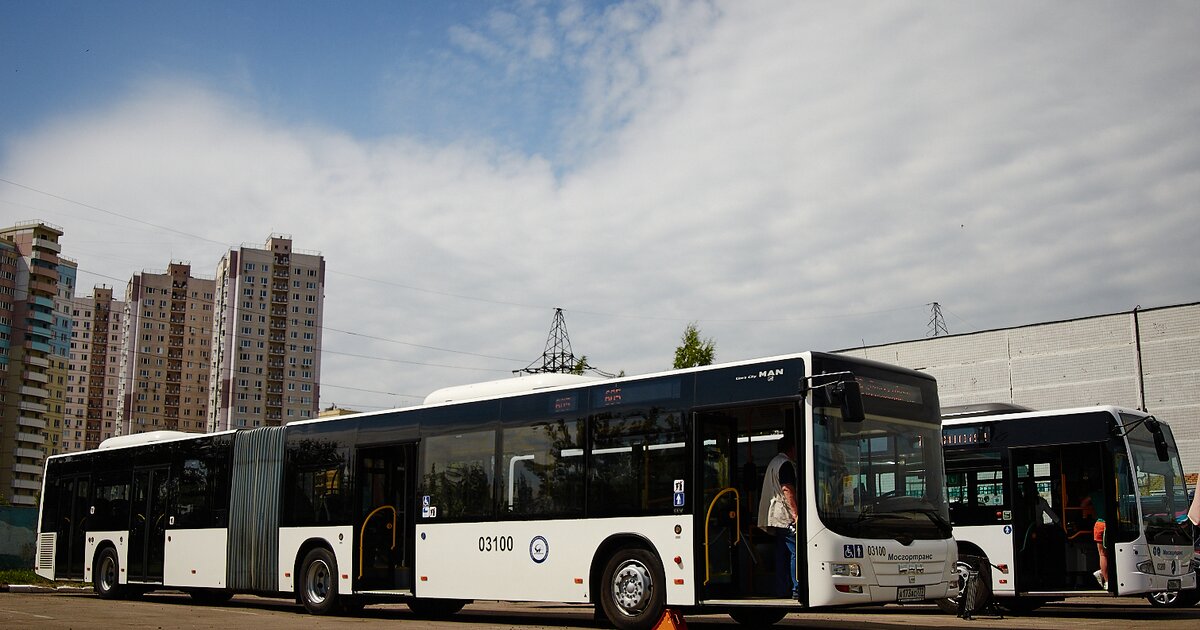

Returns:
760,369,783,381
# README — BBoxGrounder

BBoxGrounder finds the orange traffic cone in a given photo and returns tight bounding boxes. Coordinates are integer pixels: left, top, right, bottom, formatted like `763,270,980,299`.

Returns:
653,608,687,630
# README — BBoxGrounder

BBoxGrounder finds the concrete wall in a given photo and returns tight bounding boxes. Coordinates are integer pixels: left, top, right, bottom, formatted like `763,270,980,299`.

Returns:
836,303,1200,476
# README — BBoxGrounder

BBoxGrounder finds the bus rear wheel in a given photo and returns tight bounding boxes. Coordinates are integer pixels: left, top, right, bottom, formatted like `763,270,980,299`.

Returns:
93,547,125,600
600,548,666,630
298,547,341,615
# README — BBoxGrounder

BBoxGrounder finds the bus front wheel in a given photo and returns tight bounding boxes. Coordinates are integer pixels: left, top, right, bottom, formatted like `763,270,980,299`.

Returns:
935,555,991,615
600,548,667,630
93,547,124,600
298,547,341,615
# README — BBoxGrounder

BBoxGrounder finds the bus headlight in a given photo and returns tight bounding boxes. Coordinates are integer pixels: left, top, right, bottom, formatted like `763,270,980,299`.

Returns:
1136,559,1155,574
831,563,861,577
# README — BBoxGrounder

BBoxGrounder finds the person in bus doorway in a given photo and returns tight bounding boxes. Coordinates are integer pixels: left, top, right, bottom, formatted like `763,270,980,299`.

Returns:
758,434,799,599
1081,480,1107,588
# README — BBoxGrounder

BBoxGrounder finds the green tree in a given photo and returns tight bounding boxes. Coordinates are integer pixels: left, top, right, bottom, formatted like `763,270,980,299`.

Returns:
673,322,715,369
570,355,589,375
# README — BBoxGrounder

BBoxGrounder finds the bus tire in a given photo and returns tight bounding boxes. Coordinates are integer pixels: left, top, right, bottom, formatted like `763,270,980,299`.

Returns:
298,547,341,615
729,607,788,626
93,547,124,600
406,598,468,618
600,547,666,630
1147,588,1200,608
934,555,991,615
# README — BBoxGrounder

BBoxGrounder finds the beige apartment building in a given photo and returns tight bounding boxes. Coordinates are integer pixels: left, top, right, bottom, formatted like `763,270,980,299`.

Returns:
116,262,215,436
64,286,124,452
0,221,70,506
45,255,77,457
208,235,324,431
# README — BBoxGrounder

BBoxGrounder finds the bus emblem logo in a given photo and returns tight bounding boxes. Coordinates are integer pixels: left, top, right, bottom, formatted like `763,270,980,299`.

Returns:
530,536,549,564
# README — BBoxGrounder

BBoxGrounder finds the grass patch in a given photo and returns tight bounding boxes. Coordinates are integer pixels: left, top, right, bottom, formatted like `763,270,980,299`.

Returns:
0,568,86,588
0,568,55,586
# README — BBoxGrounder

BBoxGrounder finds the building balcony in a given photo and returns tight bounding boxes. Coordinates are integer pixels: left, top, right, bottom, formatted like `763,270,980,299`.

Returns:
9,495,37,507
20,385,49,398
30,249,60,264
29,309,54,324
12,463,43,476
271,296,288,304
18,400,48,413
14,448,44,460
29,278,58,294
26,354,50,368
18,415,47,430
16,432,46,446
22,371,49,384
31,237,62,253
11,479,43,492
24,339,52,354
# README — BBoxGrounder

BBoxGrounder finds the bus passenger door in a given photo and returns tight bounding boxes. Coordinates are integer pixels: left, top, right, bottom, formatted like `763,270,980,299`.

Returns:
1011,448,1066,591
697,410,740,598
696,403,798,601
355,444,417,591
129,467,170,583
52,475,90,580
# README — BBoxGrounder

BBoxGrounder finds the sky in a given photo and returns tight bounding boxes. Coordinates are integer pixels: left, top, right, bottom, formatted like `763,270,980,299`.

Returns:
2,0,1198,412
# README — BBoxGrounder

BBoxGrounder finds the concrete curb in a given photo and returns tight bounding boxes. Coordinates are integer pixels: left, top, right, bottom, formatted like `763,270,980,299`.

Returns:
1,584,92,593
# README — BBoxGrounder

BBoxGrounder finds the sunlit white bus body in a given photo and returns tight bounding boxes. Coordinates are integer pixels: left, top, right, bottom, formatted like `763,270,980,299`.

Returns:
36,352,955,629
938,404,1196,614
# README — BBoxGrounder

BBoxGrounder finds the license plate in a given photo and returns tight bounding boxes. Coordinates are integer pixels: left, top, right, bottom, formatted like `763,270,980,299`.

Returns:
1168,579,1181,590
897,585,925,602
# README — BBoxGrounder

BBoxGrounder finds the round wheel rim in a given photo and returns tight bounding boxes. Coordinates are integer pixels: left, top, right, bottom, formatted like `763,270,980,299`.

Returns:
99,554,117,591
610,559,654,617
950,560,972,604
304,558,332,605
1150,590,1178,606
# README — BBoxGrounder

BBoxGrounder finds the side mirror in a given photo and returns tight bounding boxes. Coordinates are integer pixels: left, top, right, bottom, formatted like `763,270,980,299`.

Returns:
1146,416,1170,462
835,380,865,423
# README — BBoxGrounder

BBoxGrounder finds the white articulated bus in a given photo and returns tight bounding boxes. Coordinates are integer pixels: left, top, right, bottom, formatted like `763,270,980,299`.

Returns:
938,404,1197,614
36,352,956,629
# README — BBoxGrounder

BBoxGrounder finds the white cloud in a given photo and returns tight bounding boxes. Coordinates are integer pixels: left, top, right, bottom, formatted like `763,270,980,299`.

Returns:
2,1,1198,411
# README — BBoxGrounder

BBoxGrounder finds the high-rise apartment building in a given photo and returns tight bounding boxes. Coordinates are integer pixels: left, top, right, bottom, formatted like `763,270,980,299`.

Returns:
45,255,77,456
64,286,124,452
117,263,215,436
0,221,69,506
209,235,324,431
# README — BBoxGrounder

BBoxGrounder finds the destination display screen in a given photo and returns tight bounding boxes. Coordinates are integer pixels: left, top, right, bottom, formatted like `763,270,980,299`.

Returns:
858,376,924,404
942,425,991,447
593,379,682,408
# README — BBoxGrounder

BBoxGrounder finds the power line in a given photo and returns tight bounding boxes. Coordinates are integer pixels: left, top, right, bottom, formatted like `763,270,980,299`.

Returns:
3,177,933,326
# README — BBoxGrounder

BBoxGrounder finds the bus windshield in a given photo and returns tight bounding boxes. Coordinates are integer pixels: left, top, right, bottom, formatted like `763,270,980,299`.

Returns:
1123,415,1191,546
811,373,949,541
